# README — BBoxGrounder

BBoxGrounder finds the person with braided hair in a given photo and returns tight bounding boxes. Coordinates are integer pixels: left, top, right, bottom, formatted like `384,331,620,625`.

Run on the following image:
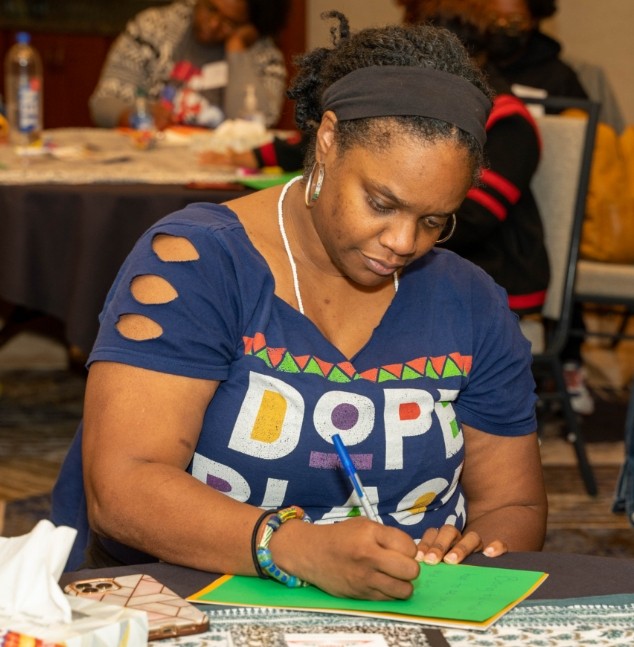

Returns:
52,12,546,599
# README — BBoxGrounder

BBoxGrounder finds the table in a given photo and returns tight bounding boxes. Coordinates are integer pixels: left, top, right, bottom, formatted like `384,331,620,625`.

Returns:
59,553,634,646
0,129,252,356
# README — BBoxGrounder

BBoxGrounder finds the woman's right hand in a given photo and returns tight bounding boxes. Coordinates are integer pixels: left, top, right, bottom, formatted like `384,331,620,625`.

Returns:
225,24,259,52
273,516,420,600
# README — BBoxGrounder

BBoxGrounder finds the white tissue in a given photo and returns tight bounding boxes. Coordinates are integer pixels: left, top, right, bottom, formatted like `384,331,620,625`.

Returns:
0,519,77,625
190,118,273,153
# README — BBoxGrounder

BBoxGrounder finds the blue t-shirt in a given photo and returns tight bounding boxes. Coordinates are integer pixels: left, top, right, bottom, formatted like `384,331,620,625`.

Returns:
53,202,536,567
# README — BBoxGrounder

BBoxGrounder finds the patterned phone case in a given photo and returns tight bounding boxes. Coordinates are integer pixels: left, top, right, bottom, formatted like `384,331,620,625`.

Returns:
64,573,209,641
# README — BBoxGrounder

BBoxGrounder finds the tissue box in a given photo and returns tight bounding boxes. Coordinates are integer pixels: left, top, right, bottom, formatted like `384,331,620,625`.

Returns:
0,594,148,646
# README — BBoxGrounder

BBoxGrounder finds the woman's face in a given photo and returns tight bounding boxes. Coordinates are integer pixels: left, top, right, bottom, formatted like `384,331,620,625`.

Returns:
484,0,533,64
485,0,533,35
486,0,532,27
193,0,250,45
311,121,474,288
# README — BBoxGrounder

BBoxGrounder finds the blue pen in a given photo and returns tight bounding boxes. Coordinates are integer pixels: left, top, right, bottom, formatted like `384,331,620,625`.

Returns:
332,433,382,523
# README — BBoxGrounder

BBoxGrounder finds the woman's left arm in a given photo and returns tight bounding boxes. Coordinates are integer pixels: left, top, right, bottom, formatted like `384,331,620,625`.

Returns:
461,424,547,550
417,424,547,565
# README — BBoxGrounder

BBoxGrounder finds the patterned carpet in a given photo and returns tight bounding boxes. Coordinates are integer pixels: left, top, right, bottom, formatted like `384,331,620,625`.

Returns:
1,367,632,557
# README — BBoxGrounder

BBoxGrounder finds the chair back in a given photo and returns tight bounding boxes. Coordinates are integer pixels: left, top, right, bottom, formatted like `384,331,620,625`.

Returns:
529,97,600,353
527,98,601,497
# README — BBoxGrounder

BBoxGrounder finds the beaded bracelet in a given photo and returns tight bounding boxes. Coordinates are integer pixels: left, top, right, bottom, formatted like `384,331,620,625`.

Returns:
256,505,312,588
250,508,277,579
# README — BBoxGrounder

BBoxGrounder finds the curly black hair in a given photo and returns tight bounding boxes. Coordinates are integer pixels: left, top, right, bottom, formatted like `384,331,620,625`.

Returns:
246,0,291,37
287,11,493,174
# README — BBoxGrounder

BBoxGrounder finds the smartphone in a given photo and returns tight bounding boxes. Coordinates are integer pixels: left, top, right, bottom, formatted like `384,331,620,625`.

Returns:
64,573,210,641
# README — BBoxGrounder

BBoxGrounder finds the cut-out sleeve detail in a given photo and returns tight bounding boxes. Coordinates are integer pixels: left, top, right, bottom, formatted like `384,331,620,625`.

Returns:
88,203,268,379
130,274,178,304
116,314,163,341
152,233,200,262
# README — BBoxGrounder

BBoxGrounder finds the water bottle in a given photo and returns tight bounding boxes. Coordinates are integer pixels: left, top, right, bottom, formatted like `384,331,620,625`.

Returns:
129,88,157,149
239,84,265,126
4,31,44,147
130,88,155,132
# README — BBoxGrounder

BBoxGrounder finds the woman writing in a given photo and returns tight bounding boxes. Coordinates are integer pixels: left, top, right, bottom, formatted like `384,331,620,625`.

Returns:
53,12,547,600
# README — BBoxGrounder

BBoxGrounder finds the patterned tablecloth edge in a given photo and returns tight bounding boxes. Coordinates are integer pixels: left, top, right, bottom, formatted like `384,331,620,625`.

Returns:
155,595,634,646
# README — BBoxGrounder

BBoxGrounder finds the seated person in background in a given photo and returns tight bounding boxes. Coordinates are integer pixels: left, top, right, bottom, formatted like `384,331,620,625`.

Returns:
401,1,550,322
483,0,596,414
89,0,291,130
52,12,547,597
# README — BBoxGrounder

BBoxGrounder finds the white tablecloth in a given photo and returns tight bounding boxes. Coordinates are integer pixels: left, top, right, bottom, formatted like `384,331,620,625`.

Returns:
0,128,238,185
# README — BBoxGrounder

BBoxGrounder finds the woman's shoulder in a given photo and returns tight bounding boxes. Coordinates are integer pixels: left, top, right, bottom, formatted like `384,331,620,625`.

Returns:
120,201,273,300
142,202,258,257
129,0,192,40
151,201,243,232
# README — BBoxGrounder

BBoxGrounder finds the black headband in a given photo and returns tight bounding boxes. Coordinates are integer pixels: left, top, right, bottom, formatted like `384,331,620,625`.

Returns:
321,65,491,149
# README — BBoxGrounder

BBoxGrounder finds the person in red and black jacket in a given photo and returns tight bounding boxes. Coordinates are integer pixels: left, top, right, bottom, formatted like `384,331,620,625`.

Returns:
481,0,595,415
199,130,306,171
399,0,549,316
440,65,549,316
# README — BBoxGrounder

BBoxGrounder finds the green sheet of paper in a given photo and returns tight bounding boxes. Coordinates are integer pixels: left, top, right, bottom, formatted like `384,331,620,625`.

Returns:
189,563,547,630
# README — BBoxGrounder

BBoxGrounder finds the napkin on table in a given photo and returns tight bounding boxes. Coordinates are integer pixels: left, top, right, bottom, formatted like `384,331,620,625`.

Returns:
0,519,77,625
0,519,149,646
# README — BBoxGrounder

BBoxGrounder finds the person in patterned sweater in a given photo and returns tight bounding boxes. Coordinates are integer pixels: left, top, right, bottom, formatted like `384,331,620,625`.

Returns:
89,0,291,130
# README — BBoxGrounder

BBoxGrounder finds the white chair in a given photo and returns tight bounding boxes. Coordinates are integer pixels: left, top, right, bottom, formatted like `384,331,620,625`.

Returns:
525,97,601,496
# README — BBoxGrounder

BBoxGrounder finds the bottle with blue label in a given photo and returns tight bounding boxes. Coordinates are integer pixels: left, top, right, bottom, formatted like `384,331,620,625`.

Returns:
129,87,157,149
4,31,43,147
239,84,265,126
130,88,155,131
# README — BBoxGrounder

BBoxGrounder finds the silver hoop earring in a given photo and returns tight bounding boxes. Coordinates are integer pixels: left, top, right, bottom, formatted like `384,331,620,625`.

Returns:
304,162,325,207
436,213,457,244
